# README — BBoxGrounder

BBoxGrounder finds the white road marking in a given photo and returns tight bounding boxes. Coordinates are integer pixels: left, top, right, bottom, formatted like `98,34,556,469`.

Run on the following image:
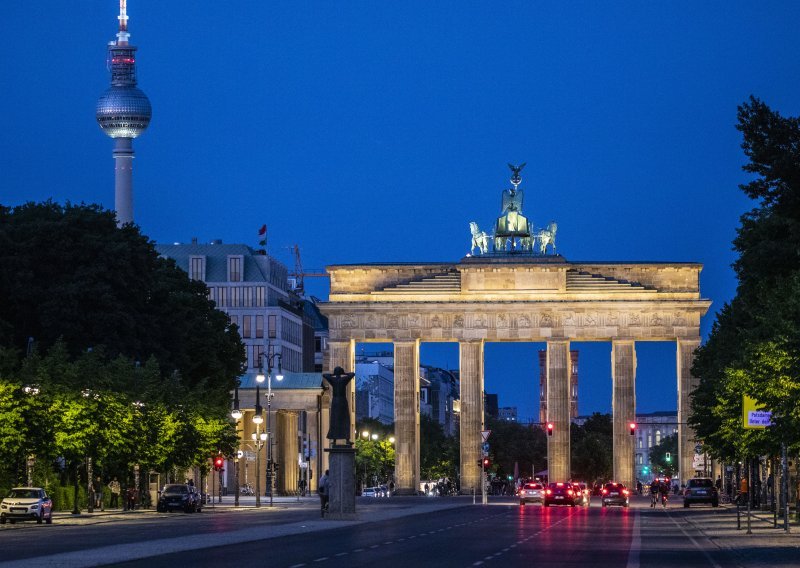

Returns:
334,552,348,557
312,557,328,562
369,544,379,549
289,564,306,568
353,548,364,552
626,509,640,568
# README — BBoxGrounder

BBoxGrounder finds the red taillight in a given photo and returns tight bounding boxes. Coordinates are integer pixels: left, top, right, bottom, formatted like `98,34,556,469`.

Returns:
622,489,629,495
567,489,574,496
545,489,552,495
602,489,608,495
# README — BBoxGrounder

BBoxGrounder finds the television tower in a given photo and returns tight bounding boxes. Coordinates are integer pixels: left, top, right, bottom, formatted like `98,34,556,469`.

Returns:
96,0,152,226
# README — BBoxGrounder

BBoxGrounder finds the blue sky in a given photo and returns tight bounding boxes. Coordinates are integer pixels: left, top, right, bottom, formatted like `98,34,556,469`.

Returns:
3,1,800,421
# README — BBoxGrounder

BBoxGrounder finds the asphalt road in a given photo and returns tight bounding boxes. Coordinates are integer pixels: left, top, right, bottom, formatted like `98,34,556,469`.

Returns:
0,497,792,568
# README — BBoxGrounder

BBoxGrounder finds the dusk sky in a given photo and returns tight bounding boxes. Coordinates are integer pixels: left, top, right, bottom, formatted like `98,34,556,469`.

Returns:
3,1,799,421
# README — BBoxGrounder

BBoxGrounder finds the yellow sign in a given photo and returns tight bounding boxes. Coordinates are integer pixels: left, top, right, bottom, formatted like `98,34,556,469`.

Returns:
742,395,772,429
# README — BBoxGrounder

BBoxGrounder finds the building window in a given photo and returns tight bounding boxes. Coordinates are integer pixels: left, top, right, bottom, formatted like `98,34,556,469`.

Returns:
647,434,652,448
228,256,242,282
190,256,205,281
655,430,661,445
268,315,277,339
217,287,228,308
207,287,216,303
252,344,264,369
242,315,252,339
231,287,242,307
256,287,266,307
637,454,643,465
244,287,253,307
229,314,238,328
256,315,264,338
638,438,643,449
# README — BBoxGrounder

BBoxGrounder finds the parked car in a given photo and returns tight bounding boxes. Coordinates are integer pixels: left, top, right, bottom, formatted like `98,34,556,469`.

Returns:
0,487,53,525
544,482,581,507
601,482,630,507
519,482,545,506
683,478,719,508
156,484,202,513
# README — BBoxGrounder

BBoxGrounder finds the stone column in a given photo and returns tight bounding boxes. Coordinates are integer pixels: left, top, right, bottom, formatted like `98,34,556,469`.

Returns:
546,340,570,481
325,340,355,474
460,340,484,494
612,340,637,488
677,338,701,485
276,410,299,494
394,340,420,494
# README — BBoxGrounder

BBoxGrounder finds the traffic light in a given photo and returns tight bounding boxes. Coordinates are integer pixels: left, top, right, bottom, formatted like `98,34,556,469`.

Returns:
482,457,491,469
665,452,671,463
213,455,224,471
629,422,636,436
547,423,554,436
643,466,649,475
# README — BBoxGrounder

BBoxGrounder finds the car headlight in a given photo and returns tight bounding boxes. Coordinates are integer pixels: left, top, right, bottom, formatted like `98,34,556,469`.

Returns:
31,504,39,509
1,504,7,510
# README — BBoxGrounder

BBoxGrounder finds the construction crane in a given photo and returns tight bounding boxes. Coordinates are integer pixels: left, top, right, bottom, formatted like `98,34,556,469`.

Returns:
288,244,328,295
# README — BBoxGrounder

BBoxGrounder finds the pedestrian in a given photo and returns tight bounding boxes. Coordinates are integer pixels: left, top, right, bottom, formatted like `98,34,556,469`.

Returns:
126,484,138,511
636,480,642,495
94,476,103,509
108,477,121,509
739,476,748,505
318,469,329,517
388,480,395,497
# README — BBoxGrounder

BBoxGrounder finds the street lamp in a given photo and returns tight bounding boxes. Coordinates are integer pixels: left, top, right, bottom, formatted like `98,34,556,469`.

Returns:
252,383,264,508
257,348,283,507
230,382,242,506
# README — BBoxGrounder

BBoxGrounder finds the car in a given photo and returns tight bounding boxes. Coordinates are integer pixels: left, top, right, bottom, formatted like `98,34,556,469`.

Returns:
156,484,202,513
544,482,581,507
519,482,545,505
0,487,53,525
683,478,719,508
601,482,630,507
573,482,591,506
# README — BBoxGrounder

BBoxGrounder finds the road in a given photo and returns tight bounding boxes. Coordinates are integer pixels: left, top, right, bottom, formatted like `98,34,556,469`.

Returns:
0,496,795,567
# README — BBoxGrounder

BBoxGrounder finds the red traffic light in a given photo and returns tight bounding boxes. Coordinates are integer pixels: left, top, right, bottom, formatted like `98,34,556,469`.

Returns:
629,422,636,435
213,456,224,471
547,423,554,436
482,457,491,468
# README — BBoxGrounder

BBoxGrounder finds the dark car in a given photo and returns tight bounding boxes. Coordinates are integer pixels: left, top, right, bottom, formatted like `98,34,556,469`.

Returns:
683,478,719,508
601,482,630,507
544,482,580,507
519,482,545,505
0,487,53,525
157,484,202,513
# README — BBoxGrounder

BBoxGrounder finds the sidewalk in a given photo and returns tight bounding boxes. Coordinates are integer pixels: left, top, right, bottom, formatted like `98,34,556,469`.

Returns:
680,503,800,568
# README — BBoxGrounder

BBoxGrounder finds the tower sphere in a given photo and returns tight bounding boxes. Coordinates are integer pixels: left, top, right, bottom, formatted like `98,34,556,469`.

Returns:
96,86,152,139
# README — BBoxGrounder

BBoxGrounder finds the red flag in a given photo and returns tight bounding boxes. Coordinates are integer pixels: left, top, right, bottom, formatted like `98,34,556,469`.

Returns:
258,224,267,236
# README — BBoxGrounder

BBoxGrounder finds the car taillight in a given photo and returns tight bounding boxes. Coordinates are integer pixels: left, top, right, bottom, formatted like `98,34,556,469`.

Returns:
622,489,629,495
602,489,608,495
545,489,552,495
567,489,574,496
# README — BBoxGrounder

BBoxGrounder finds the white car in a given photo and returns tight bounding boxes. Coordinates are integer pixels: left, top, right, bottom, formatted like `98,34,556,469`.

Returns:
0,487,54,525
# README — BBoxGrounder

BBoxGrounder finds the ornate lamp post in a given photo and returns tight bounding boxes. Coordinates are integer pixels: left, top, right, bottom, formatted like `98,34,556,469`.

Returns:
230,382,243,507
257,350,283,507
251,388,265,508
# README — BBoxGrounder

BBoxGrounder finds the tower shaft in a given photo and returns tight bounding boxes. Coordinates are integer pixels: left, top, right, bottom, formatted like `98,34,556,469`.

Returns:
113,138,134,226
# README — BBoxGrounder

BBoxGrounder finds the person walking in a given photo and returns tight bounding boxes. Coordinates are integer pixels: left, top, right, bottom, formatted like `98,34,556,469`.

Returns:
108,477,121,509
318,470,330,517
93,476,104,510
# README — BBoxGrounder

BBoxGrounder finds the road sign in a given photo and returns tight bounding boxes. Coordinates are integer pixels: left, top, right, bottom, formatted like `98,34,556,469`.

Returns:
482,442,489,456
481,430,491,442
236,450,244,459
694,444,702,454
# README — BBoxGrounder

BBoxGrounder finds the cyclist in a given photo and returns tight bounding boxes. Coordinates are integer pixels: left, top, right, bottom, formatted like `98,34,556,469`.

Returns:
649,479,660,507
659,479,670,508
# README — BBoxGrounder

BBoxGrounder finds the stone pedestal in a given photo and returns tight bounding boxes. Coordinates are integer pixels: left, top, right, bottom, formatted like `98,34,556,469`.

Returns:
394,340,420,494
325,446,357,520
546,340,571,481
612,341,636,488
459,340,484,494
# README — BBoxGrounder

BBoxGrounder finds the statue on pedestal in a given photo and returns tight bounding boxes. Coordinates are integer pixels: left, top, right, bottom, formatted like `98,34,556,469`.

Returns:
494,163,532,251
323,366,355,446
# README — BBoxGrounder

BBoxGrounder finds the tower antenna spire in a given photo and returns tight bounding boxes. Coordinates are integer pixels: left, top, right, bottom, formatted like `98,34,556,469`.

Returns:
117,0,130,44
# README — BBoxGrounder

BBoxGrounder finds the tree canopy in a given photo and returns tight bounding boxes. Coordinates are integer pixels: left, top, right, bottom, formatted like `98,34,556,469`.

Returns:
690,97,800,459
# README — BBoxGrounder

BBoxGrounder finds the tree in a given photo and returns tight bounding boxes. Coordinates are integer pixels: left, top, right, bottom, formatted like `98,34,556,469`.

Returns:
420,414,460,481
571,413,613,482
0,201,245,414
648,434,679,477
484,417,546,481
691,98,800,458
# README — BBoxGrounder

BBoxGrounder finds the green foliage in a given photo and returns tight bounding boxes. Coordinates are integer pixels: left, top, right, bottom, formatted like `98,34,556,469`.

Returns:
0,201,245,415
648,434,678,477
420,415,459,480
484,417,546,481
570,413,613,482
691,97,800,458
355,427,396,488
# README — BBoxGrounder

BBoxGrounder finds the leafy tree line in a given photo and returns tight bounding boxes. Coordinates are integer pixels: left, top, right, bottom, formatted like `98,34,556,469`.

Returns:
690,97,800,461
0,202,246,494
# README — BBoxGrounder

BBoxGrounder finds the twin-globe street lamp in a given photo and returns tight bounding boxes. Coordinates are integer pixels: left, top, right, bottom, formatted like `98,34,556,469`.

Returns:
231,351,282,507
359,431,395,492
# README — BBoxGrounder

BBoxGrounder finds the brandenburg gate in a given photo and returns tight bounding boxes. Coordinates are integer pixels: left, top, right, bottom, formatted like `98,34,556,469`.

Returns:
319,165,711,494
